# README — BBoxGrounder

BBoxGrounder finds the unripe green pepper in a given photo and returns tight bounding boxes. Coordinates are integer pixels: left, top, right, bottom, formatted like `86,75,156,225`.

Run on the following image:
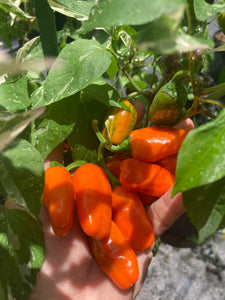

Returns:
101,99,137,145
149,81,187,127
159,53,183,82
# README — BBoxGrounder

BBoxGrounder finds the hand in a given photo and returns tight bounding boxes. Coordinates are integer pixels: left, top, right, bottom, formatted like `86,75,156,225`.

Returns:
29,119,194,300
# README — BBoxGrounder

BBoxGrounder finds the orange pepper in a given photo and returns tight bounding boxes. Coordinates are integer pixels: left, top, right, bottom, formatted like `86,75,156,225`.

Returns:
73,163,112,239
43,166,75,237
89,220,139,289
112,185,155,252
155,153,177,175
102,98,137,145
120,158,175,197
129,126,190,162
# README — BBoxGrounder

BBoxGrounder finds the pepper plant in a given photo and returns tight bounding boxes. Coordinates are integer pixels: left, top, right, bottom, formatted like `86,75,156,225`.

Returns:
1,0,225,299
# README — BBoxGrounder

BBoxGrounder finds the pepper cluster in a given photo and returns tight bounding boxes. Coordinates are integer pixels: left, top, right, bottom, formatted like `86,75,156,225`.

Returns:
42,98,190,290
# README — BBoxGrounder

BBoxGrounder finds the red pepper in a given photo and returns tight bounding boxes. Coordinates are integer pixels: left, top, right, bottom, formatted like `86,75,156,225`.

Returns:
89,220,139,289
155,153,178,174
112,185,155,252
72,163,112,239
43,166,75,237
106,153,128,178
137,193,159,206
120,158,175,197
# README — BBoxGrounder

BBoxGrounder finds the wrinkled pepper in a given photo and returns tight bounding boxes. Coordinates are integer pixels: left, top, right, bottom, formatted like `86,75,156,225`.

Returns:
120,158,175,197
101,98,137,145
43,166,75,237
89,220,139,289
73,163,112,239
149,81,187,126
112,185,155,252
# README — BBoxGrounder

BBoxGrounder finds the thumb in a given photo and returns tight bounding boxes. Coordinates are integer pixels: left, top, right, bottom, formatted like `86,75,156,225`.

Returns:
147,188,184,238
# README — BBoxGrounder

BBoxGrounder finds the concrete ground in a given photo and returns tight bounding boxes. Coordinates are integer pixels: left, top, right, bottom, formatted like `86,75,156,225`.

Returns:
136,228,225,300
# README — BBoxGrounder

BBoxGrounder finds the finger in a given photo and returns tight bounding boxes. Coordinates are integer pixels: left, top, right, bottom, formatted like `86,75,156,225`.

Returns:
44,143,64,169
132,246,154,299
175,118,194,130
147,188,184,238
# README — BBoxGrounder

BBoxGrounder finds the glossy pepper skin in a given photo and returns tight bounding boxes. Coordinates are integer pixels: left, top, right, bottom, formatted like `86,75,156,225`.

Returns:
102,98,137,145
149,81,187,127
129,126,190,163
73,163,112,239
120,158,175,197
112,185,155,252
89,220,139,290
43,166,75,237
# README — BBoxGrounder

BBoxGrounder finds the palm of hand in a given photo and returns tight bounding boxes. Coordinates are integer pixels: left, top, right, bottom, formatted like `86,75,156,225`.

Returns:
30,205,152,300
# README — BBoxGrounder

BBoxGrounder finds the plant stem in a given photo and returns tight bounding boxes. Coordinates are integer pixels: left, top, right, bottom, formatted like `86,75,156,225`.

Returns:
34,0,59,63
123,69,142,92
200,82,225,95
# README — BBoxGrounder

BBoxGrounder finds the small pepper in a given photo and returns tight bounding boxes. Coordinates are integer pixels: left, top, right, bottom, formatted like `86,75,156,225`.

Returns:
43,166,75,237
155,153,177,175
73,163,112,239
101,98,137,145
149,81,187,126
120,158,175,197
112,185,155,252
106,153,128,178
137,193,159,206
129,126,190,163
89,220,139,289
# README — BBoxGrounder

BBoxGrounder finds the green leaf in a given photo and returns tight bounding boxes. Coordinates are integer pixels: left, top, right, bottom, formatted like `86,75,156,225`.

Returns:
0,207,45,300
32,94,80,158
0,0,33,20
194,0,225,22
172,108,225,196
16,36,44,66
136,10,209,54
32,39,112,107
0,139,44,216
183,177,225,244
33,119,74,159
48,0,95,20
107,55,119,80
0,107,46,153
80,79,120,104
0,75,31,111
80,0,186,33
68,88,110,164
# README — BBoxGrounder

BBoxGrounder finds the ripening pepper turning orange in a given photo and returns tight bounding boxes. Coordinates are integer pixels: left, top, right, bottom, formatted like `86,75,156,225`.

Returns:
72,163,112,239
89,220,139,289
102,98,137,145
120,158,175,197
43,166,75,237
112,185,155,252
